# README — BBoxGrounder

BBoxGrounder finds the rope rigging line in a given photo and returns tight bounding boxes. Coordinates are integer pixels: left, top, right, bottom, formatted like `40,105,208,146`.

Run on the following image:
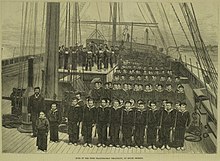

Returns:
108,2,113,41
137,3,163,48
160,3,181,59
96,2,104,35
172,3,216,125
189,4,218,82
37,2,46,87
171,3,210,89
157,3,170,47
68,2,71,47
18,2,25,89
22,2,34,90
28,2,34,56
184,3,217,80
60,3,67,38
33,2,39,87
180,4,218,91
80,2,90,19
78,3,82,44
181,3,216,122
65,2,68,47
20,2,28,91
145,2,167,51
71,2,74,46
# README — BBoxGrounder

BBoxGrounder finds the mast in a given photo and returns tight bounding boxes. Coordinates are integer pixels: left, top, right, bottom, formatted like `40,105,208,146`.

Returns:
74,2,78,45
44,2,60,100
112,2,117,45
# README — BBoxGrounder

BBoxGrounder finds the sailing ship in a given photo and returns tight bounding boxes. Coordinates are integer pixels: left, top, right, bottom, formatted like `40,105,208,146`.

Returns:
1,1,217,154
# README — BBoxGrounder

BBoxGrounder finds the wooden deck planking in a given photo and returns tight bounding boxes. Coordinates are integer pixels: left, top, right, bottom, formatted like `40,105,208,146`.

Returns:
2,125,218,154
15,136,35,153
47,133,66,152
54,134,69,153
49,133,67,153
1,81,217,154
2,129,25,152
6,132,30,153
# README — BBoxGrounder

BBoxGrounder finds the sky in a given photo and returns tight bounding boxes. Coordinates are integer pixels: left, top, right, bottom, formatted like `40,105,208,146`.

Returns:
1,1,219,51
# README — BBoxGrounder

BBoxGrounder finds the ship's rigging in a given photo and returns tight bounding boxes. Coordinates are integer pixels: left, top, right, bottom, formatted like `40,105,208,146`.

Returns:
2,1,217,149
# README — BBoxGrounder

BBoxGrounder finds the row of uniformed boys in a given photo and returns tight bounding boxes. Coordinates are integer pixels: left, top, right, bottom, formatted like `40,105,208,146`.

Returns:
47,94,190,151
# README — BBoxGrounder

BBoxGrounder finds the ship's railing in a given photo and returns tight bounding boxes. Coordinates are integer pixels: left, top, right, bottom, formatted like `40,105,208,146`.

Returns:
108,41,158,53
177,60,217,108
2,54,43,67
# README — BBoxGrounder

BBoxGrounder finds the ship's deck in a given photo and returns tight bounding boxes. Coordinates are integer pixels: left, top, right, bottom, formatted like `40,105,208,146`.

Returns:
1,125,216,154
1,81,217,154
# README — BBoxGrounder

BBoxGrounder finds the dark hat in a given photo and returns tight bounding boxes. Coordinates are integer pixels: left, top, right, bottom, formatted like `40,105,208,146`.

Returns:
34,87,40,90
180,102,187,106
178,85,184,88
72,97,78,101
149,101,156,105
75,91,81,95
125,101,132,104
113,99,120,103
166,101,173,104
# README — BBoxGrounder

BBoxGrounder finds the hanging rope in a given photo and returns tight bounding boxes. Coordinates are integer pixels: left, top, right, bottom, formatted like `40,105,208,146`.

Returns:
68,2,71,48
65,2,68,47
190,4,217,86
108,2,112,41
182,3,216,122
171,3,216,124
157,3,170,48
18,2,25,89
180,4,218,90
33,2,38,87
37,2,46,87
145,3,167,51
78,3,82,44
96,2,105,37
160,3,181,59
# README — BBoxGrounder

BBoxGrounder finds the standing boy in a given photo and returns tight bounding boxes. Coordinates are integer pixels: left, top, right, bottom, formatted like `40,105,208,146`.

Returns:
82,98,96,147
174,102,191,150
67,98,83,145
36,112,49,152
48,103,60,142
96,99,110,147
109,99,122,148
134,101,148,149
121,101,135,149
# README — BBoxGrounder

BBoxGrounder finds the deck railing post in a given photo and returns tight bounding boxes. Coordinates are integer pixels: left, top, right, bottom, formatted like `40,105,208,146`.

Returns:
189,58,193,72
196,62,200,79
184,55,187,67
